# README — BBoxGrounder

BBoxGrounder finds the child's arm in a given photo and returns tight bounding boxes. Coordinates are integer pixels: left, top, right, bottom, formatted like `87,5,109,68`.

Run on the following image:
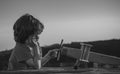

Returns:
41,49,58,66
26,45,41,69
41,53,51,66
25,39,42,69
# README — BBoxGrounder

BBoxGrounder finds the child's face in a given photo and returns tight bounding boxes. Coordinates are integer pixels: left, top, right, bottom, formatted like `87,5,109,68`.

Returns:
25,34,40,46
26,25,43,45
32,34,39,42
31,26,43,42
37,25,43,35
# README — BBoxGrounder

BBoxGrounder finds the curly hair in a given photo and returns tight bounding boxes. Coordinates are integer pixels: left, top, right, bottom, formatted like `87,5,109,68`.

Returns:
13,13,44,44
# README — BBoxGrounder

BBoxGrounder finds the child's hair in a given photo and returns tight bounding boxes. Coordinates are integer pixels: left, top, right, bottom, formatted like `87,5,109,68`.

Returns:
13,13,44,44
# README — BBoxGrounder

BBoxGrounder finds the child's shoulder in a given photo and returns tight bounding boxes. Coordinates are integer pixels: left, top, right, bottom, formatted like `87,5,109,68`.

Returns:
13,44,30,53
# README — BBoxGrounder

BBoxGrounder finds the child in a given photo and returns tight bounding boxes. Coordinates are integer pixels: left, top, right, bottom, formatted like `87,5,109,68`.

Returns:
8,13,58,70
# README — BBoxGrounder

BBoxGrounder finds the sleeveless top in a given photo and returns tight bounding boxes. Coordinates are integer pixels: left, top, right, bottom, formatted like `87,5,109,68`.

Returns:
8,42,42,70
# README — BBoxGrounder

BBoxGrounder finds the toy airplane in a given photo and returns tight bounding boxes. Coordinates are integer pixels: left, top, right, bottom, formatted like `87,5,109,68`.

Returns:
61,43,120,69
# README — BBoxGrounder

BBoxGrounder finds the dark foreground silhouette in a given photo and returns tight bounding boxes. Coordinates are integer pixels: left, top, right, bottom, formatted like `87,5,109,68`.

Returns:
0,67,120,74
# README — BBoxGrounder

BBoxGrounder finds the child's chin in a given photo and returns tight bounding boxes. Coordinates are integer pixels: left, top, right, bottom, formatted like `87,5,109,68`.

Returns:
35,39,39,42
33,39,38,42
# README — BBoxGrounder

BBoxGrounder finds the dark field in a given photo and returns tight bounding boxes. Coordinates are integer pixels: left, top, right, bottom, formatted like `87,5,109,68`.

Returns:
0,67,120,74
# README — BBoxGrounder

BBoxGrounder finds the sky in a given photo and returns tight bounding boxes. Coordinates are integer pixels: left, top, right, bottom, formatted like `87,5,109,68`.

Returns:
0,0,120,51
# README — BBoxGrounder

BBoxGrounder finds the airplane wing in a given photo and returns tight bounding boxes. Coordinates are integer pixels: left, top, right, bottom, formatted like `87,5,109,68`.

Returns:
62,46,120,65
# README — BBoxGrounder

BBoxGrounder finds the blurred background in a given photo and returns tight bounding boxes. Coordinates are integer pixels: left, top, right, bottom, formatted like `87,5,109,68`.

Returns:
0,0,120,51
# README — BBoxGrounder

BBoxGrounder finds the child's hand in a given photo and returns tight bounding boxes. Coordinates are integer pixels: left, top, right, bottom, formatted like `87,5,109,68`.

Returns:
47,49,59,58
